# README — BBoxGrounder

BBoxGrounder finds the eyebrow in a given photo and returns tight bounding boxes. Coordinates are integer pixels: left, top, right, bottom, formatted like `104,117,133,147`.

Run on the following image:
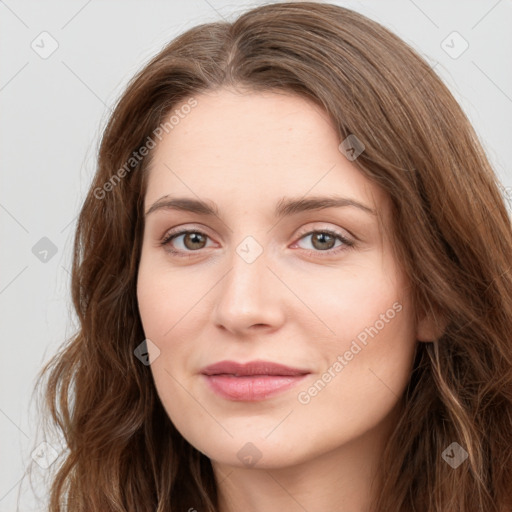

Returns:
145,195,376,219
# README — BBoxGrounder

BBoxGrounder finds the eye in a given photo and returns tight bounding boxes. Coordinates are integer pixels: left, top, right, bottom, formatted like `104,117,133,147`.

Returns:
160,229,213,257
293,229,354,256
160,227,355,258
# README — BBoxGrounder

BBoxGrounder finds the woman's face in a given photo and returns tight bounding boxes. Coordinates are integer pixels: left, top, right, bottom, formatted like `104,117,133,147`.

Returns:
137,88,432,470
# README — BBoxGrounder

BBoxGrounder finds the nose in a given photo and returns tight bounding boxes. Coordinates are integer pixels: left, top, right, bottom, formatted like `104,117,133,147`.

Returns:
212,245,286,336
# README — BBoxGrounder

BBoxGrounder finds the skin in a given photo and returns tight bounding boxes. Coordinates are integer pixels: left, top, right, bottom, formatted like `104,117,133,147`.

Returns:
136,88,437,512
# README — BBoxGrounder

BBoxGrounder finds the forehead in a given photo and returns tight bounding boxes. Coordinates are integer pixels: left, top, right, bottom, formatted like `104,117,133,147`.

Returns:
145,88,387,217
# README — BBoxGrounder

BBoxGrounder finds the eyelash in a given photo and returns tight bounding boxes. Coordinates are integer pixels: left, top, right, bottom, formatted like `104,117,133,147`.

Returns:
160,227,355,259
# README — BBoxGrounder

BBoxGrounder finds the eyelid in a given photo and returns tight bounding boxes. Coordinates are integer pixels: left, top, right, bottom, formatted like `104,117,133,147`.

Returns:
294,223,353,242
160,223,216,243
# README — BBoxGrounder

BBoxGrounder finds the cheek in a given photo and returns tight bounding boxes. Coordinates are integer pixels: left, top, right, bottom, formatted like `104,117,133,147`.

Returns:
304,282,415,419
291,258,406,341
137,277,169,337
136,250,204,337
293,257,416,404
291,301,415,451
136,252,214,388
136,258,203,436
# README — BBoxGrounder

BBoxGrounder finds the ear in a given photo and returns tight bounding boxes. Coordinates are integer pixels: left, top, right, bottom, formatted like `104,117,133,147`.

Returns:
416,308,447,342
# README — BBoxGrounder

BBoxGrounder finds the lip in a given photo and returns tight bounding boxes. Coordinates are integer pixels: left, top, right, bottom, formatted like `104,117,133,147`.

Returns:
200,360,311,401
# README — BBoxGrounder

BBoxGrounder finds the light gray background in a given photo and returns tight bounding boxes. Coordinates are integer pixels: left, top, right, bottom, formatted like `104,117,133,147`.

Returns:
1,0,511,510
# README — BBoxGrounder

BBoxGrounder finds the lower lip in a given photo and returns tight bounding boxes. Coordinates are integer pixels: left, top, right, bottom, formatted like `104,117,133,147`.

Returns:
202,374,309,401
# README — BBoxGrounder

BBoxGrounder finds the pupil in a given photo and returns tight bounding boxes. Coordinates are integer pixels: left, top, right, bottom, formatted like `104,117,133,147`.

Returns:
314,233,334,250
186,233,204,249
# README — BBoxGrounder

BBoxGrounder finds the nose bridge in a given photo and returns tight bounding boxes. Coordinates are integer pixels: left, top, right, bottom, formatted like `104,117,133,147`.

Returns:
213,235,284,332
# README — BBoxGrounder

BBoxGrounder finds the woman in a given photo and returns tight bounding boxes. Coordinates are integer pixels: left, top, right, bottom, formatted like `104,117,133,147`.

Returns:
36,2,512,511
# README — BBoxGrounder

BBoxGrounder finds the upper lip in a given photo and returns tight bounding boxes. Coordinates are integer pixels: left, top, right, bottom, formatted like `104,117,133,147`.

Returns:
200,360,311,377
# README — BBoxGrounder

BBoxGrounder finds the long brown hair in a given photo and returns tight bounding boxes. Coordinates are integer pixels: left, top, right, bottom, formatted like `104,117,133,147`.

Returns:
34,2,512,511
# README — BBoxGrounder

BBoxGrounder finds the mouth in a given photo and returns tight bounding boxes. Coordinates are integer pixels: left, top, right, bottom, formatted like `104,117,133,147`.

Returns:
200,360,311,401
